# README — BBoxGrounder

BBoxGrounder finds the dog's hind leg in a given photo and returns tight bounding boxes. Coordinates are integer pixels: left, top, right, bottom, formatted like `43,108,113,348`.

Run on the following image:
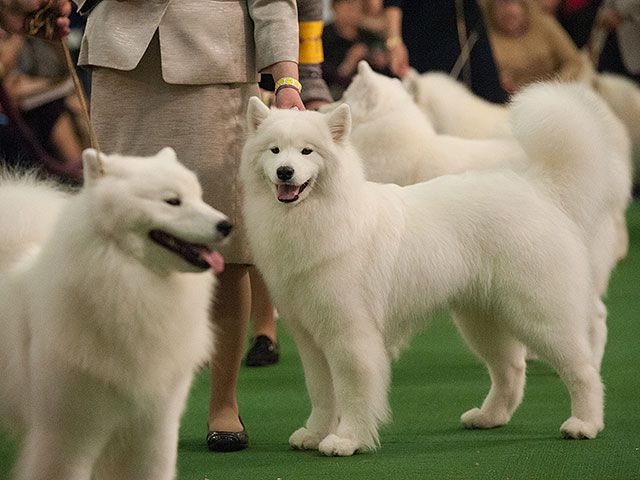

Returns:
288,324,339,451
590,298,608,373
316,319,391,456
533,330,604,439
453,311,527,429
513,302,604,439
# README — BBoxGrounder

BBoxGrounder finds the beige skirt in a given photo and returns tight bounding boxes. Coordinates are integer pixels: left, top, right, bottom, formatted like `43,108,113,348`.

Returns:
89,34,258,264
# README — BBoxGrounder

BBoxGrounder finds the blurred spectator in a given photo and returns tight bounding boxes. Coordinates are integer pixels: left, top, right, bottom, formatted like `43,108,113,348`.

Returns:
359,0,387,36
0,29,85,180
538,0,603,48
594,0,640,83
383,0,508,104
323,0,390,99
482,0,583,95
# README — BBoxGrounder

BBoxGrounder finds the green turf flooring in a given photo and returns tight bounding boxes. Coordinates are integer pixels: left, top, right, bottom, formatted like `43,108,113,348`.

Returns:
2,202,639,479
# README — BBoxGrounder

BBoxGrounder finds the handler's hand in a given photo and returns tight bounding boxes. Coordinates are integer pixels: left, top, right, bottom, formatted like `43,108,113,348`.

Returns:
0,0,71,40
275,87,306,111
389,42,410,78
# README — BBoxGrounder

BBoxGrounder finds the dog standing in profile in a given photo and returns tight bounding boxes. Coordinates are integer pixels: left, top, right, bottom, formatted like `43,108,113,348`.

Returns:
328,62,631,365
0,148,230,479
240,82,622,456
320,62,528,187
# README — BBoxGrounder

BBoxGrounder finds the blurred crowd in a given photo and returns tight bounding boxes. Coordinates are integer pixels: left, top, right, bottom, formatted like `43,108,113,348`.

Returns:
321,0,638,98
0,0,638,181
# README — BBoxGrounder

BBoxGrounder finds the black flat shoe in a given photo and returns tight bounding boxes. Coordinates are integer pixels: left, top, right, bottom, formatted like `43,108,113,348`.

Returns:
207,418,249,452
245,335,279,367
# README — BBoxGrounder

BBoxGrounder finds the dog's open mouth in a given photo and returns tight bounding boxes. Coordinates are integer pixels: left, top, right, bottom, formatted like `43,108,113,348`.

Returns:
277,181,309,203
149,230,224,272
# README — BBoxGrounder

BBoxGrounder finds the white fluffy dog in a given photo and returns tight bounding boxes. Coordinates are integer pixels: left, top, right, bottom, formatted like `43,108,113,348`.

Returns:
406,62,640,185
240,82,621,456
331,62,631,341
403,69,510,139
0,148,229,480
589,72,640,184
320,62,528,187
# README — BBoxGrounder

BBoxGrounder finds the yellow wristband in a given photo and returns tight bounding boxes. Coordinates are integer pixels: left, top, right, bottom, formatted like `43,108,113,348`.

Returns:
299,21,324,64
275,77,302,95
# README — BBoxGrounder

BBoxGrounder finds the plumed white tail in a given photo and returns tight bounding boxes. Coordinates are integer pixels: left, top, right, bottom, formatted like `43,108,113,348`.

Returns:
509,82,632,236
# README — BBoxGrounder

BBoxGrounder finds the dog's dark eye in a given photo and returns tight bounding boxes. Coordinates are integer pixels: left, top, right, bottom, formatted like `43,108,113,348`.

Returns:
165,198,181,206
271,147,280,154
301,148,313,155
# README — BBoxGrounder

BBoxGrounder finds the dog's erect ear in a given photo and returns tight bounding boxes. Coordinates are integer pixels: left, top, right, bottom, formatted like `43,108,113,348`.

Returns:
326,103,351,144
157,146,178,162
82,148,106,184
357,60,373,77
402,70,419,100
247,96,270,133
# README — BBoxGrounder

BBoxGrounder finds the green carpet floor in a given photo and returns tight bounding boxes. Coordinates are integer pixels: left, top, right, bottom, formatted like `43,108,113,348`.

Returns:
2,201,639,479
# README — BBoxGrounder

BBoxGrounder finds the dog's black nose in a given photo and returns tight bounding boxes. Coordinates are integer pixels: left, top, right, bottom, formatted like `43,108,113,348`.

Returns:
276,166,294,181
217,220,233,237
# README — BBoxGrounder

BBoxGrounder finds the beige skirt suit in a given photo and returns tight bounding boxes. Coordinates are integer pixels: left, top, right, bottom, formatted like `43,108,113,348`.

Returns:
75,0,299,264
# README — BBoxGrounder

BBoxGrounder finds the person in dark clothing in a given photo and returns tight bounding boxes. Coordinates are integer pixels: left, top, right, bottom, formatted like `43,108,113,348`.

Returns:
322,0,389,99
383,0,508,103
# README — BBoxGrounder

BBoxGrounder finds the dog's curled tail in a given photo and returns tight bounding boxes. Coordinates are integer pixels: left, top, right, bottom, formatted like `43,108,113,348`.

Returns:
509,81,632,233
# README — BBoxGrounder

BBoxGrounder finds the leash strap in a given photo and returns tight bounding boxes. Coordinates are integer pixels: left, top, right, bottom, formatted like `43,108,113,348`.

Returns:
24,0,104,175
454,0,473,88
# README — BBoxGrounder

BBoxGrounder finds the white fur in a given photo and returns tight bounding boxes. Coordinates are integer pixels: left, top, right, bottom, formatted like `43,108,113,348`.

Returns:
240,82,617,456
403,69,510,138
325,63,631,296
0,148,230,480
320,61,528,187
407,60,640,184
590,72,640,184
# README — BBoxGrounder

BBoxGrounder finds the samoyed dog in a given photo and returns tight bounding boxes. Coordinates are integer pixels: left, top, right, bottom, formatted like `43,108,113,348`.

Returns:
402,69,510,139
0,148,230,480
327,62,631,351
320,61,528,187
240,82,623,456
406,60,640,186
589,72,640,185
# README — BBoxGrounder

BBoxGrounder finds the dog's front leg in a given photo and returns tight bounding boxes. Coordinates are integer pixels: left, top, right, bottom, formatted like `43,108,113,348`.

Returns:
93,377,191,480
288,324,338,451
317,322,391,456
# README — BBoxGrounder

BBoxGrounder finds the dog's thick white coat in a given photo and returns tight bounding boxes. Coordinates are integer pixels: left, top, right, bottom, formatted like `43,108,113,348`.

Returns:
241,82,623,456
406,61,640,184
0,148,228,479
403,69,510,139
321,62,527,187
323,62,631,343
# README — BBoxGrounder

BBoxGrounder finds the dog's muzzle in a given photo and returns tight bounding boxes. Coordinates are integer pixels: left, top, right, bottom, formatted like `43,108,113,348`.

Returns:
149,223,230,272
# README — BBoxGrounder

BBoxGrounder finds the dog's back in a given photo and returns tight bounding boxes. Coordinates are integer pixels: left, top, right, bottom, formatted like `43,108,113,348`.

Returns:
0,171,70,270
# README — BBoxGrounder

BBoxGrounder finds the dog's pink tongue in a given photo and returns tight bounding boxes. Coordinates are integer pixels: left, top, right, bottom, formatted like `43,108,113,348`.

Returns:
201,250,225,273
277,184,300,201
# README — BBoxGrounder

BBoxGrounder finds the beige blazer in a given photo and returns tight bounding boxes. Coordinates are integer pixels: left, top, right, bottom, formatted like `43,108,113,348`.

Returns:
74,0,299,84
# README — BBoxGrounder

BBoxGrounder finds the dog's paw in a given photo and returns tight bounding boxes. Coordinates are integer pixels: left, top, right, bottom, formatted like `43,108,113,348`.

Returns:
560,417,602,439
289,427,323,450
318,434,360,457
460,408,509,429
